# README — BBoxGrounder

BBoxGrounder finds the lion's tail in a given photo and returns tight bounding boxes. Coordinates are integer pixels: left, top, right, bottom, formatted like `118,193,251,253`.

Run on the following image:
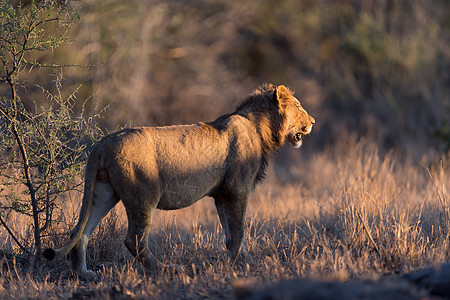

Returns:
42,149,99,261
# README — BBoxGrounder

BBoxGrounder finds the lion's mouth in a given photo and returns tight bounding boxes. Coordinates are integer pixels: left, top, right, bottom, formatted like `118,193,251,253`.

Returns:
289,132,304,148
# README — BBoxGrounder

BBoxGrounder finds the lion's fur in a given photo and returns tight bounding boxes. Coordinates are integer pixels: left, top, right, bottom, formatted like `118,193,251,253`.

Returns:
43,84,315,279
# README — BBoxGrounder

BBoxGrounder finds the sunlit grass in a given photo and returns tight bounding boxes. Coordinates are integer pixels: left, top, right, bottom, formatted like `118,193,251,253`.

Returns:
0,138,448,298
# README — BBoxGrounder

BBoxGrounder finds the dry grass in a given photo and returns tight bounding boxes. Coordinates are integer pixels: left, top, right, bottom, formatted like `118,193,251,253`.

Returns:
0,137,449,299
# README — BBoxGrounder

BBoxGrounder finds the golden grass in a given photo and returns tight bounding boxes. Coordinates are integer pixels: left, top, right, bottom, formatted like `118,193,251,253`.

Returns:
0,137,448,298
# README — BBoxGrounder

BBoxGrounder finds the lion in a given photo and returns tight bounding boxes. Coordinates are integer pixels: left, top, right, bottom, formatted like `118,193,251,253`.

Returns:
43,84,315,280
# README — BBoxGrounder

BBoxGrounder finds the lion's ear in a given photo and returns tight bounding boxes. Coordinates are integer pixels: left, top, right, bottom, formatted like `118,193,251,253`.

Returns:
273,85,290,107
277,85,291,99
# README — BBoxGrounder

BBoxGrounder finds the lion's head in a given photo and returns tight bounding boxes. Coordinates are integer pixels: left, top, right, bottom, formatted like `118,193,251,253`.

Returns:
238,84,315,151
273,85,315,148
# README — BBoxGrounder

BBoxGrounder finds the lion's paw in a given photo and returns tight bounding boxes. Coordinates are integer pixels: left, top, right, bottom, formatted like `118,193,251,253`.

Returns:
78,270,98,281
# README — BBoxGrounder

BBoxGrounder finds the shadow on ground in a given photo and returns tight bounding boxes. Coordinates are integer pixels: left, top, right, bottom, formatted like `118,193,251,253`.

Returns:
237,263,450,300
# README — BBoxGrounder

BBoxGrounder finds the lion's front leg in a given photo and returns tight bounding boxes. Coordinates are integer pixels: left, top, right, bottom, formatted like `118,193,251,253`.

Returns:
214,193,248,262
214,197,231,247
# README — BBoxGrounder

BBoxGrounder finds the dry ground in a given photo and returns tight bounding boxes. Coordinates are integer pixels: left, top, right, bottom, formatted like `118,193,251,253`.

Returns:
1,137,449,299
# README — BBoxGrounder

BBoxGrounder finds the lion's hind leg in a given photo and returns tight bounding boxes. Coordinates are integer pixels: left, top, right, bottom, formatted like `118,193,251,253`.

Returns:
70,182,119,280
123,204,163,271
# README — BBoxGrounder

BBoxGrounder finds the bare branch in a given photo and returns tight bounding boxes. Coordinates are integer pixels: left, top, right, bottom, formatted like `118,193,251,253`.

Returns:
0,212,30,255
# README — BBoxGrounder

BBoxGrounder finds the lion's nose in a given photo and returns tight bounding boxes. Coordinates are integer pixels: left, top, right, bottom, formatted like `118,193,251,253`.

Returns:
310,116,315,125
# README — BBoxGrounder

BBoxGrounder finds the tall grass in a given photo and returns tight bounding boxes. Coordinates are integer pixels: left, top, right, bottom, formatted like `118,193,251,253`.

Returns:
1,137,448,298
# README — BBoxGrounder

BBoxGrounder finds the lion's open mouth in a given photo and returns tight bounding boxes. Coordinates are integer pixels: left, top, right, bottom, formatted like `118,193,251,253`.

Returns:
294,132,303,142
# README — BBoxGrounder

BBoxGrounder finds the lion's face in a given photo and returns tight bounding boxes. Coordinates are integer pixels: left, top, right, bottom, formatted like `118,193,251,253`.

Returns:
281,93,315,148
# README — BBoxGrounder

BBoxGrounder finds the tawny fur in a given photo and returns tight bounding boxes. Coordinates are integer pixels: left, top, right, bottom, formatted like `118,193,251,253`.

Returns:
43,84,315,280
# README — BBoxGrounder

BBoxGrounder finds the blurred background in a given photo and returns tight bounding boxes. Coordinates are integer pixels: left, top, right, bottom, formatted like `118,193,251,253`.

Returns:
8,0,450,161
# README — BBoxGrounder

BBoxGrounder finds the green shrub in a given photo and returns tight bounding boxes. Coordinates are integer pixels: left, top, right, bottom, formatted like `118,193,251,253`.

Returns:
0,1,103,262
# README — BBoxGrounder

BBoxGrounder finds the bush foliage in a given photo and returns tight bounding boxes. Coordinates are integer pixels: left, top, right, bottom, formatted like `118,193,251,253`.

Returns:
0,1,102,258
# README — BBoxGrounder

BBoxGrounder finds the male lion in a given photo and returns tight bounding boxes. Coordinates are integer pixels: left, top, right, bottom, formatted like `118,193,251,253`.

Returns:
43,84,315,280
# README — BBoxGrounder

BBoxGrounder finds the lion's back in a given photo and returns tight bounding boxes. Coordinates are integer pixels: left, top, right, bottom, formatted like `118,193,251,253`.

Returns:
93,124,233,202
